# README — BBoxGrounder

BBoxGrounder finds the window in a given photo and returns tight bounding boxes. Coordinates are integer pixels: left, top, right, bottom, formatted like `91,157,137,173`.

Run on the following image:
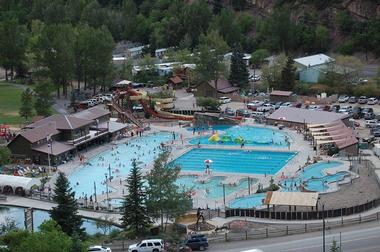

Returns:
140,243,146,247
154,242,161,246
147,243,153,247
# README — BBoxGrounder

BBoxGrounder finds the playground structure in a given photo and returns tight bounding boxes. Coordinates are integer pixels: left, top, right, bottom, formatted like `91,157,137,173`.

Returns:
107,88,194,126
208,132,245,144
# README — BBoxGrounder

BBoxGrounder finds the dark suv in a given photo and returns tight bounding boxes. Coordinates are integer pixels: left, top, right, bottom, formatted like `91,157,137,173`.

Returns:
185,234,209,251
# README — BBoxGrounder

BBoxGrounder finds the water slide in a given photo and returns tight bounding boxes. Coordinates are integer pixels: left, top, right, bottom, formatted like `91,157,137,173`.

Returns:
126,89,194,121
109,93,143,127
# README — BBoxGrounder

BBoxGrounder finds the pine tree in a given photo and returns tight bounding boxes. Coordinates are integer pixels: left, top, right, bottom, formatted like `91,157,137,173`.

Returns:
34,81,55,116
19,88,33,121
280,56,297,91
213,0,223,15
50,172,84,237
228,45,249,88
121,159,150,235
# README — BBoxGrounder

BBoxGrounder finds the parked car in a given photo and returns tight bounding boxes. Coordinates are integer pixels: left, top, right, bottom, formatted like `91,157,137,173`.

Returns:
362,107,374,114
372,130,380,137
224,107,235,116
338,95,349,103
293,102,302,108
358,96,368,104
185,235,209,251
236,109,251,117
219,97,231,104
247,100,264,110
364,112,375,120
330,104,340,113
366,120,378,128
348,96,357,103
249,74,261,81
280,102,292,108
88,246,112,252
257,103,275,112
367,97,378,105
274,102,283,109
352,106,362,119
128,239,165,252
103,93,114,101
308,105,320,111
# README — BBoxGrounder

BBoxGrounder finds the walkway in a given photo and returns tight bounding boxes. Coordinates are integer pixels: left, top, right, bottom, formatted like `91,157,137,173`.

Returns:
0,196,122,225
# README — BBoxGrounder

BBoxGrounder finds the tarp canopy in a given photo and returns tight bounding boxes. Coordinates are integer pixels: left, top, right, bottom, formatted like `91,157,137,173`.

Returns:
264,191,319,207
0,174,40,189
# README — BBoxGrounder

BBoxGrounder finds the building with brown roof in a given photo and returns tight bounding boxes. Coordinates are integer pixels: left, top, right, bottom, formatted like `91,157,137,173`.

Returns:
8,106,126,165
195,79,239,98
269,90,295,103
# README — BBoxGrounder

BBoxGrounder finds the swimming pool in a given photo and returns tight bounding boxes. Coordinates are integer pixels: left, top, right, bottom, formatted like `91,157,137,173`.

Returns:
176,175,257,200
172,148,296,175
280,161,348,192
229,161,349,208
189,125,290,147
69,132,174,197
0,206,119,234
229,193,266,208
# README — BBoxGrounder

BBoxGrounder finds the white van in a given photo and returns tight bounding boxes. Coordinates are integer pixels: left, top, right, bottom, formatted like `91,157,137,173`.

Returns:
251,111,265,118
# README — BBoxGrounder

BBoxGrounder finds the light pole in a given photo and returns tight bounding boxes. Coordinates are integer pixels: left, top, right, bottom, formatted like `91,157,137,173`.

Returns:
105,173,109,210
318,197,326,252
223,184,226,209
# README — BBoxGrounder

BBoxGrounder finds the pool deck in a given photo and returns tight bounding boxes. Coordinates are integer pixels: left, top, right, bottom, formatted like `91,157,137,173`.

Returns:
51,121,354,210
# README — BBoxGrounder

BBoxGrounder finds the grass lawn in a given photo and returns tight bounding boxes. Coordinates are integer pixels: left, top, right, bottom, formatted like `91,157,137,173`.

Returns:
0,82,25,126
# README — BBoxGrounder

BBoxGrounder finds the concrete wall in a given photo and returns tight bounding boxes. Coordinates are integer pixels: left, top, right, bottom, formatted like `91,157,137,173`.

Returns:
299,68,321,83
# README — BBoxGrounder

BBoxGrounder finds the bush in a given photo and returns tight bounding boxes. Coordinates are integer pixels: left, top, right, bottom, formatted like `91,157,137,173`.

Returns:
0,147,11,165
337,40,354,55
196,97,220,110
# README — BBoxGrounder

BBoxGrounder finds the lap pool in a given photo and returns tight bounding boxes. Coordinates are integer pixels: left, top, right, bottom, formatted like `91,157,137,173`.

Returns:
172,148,296,175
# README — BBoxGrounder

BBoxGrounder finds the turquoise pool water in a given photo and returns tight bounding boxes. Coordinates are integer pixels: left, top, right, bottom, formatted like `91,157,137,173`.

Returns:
69,132,174,197
229,161,349,208
189,125,290,147
229,193,266,209
176,175,256,200
172,148,296,175
0,206,119,234
280,161,348,192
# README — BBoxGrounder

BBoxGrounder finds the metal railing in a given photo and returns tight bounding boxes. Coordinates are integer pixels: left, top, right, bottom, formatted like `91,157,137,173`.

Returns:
225,198,380,220
209,211,380,242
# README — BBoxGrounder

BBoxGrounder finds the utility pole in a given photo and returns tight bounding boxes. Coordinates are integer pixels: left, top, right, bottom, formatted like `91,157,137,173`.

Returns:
322,204,326,252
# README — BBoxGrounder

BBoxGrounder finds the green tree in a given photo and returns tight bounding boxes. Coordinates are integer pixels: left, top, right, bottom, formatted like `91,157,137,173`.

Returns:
4,220,83,252
257,7,299,52
86,26,115,94
19,88,34,121
145,151,192,230
195,30,229,97
0,147,11,166
121,159,150,235
329,239,339,252
0,18,28,81
123,0,138,41
261,53,287,90
196,97,220,111
50,172,84,237
314,25,330,52
229,45,249,88
183,0,212,48
251,49,270,78
34,82,55,116
337,10,354,33
280,56,296,91
36,24,75,98
213,0,223,15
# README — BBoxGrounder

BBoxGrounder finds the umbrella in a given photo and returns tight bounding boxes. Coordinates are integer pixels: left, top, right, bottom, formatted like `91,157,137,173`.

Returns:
204,159,213,164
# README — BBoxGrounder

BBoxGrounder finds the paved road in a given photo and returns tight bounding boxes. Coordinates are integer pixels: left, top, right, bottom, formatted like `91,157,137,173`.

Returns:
208,221,380,252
